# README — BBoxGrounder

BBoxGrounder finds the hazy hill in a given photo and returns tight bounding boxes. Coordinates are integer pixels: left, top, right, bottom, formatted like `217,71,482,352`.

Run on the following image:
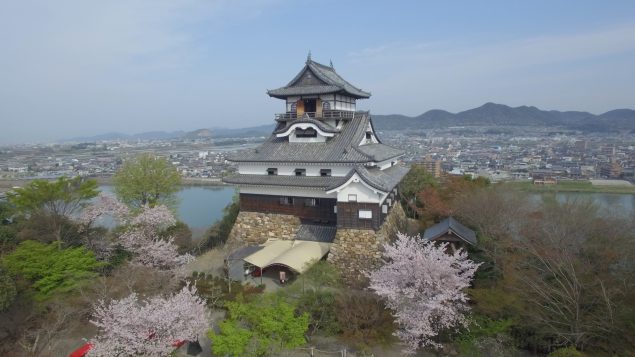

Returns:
372,103,635,132
63,124,275,143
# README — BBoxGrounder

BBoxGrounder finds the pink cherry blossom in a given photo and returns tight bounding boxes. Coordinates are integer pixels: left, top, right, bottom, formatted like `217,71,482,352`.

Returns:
88,283,208,357
367,232,481,354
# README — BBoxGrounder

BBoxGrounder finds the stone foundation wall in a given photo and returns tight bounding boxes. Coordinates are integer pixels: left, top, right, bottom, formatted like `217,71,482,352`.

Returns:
227,211,301,246
328,204,407,283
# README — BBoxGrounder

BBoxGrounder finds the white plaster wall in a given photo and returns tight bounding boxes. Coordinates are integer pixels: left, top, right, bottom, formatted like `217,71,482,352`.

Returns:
335,181,383,203
240,186,334,199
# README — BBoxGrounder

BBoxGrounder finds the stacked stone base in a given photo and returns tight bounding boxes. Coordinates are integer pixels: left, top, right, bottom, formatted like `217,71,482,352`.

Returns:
327,204,407,284
227,211,300,245
226,205,407,285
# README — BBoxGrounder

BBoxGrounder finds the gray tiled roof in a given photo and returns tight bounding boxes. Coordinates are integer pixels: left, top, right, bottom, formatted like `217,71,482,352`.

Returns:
268,60,371,99
223,173,344,189
356,144,406,162
331,164,410,192
228,112,403,164
295,224,337,243
422,217,477,246
267,85,341,97
273,117,340,135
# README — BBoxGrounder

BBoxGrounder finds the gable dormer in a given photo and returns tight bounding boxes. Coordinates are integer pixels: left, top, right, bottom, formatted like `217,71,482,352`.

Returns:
275,119,338,143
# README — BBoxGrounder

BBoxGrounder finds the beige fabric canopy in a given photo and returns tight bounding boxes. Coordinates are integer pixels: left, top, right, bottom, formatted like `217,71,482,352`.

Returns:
243,239,332,274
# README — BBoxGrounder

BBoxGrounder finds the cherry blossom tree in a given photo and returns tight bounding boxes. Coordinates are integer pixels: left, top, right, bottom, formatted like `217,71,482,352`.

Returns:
79,194,131,228
88,284,208,357
367,232,480,354
79,195,192,270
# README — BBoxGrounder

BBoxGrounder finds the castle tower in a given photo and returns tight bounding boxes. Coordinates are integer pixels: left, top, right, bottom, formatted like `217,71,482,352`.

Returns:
224,57,409,282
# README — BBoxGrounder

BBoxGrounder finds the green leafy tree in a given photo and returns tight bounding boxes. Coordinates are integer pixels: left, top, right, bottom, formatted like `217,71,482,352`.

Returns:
3,240,103,300
208,297,309,356
398,165,437,218
0,267,16,311
7,176,98,245
112,153,181,209
204,193,239,249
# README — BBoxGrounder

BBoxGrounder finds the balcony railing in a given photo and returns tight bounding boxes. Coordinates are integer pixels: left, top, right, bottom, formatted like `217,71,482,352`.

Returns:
275,110,358,121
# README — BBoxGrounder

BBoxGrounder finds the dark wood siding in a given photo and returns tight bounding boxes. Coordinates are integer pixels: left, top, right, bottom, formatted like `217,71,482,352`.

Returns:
336,202,382,230
240,193,336,224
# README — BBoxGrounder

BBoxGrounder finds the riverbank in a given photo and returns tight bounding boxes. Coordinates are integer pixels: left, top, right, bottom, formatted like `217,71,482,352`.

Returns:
0,176,229,193
503,180,635,194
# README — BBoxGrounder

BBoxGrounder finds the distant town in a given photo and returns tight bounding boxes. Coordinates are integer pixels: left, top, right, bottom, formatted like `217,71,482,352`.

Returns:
1,122,634,192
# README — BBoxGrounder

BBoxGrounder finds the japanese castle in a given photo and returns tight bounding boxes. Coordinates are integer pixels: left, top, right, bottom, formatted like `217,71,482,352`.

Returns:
224,56,409,281
224,55,408,231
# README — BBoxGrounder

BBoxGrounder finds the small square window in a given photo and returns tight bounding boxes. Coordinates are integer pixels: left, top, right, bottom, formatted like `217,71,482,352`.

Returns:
366,132,372,139
295,169,306,176
279,197,294,205
320,169,332,177
382,205,388,214
305,198,317,207
358,209,372,219
348,194,357,202
267,168,277,175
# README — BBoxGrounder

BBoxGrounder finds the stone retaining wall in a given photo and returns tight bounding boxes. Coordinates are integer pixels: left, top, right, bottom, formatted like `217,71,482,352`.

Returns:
227,211,301,246
226,204,408,284
328,204,407,283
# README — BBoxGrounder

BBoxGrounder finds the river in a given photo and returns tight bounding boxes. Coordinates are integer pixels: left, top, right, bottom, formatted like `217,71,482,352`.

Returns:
529,192,634,218
97,186,634,231
99,185,236,229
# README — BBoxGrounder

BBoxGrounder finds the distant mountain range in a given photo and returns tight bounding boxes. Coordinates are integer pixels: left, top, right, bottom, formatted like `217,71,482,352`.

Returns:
63,103,635,143
372,103,635,132
63,124,275,143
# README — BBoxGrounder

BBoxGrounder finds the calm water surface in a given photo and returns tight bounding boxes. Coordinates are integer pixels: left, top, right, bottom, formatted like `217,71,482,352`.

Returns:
529,192,634,217
98,185,633,229
100,185,236,229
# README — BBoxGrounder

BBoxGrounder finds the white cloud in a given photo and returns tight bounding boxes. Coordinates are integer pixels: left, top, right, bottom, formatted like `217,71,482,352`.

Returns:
346,23,635,115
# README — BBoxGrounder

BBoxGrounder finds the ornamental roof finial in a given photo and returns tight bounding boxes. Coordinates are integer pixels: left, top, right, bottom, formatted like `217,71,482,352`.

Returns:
307,50,312,63
330,59,334,69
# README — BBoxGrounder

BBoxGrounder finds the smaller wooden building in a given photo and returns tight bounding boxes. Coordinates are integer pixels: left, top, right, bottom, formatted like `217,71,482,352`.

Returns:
422,217,477,249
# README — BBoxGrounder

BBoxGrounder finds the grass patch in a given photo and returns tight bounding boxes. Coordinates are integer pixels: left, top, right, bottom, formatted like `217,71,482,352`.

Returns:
503,180,635,194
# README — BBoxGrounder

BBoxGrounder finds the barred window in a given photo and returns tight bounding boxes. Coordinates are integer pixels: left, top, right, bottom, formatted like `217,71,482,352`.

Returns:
296,128,317,138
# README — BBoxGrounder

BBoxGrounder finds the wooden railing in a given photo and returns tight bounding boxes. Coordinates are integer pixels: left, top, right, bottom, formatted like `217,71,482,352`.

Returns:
275,110,358,120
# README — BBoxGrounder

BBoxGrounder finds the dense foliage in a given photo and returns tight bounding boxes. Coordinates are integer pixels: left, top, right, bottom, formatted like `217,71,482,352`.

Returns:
208,297,309,357
3,240,103,300
203,195,239,249
112,153,181,209
7,176,98,245
0,267,16,311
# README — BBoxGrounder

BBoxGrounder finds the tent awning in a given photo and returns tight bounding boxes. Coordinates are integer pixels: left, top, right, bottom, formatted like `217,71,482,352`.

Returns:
243,240,332,274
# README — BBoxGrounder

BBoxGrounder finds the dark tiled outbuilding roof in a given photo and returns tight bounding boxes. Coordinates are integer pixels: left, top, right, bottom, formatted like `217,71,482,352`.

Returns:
268,59,371,99
295,224,337,243
422,217,477,246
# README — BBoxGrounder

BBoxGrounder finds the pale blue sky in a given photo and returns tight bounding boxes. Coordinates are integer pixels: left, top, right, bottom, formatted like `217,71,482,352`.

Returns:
1,0,634,144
